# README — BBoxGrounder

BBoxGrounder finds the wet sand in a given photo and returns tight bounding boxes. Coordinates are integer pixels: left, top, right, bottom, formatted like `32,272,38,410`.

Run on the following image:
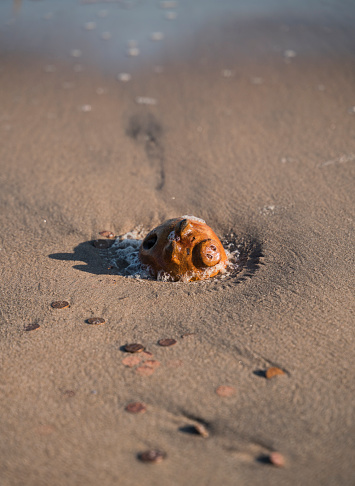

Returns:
0,1,354,485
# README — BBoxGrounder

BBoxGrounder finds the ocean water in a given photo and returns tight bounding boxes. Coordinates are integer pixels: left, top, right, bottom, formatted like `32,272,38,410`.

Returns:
1,0,354,74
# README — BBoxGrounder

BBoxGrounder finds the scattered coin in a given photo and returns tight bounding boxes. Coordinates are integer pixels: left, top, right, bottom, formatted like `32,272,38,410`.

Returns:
124,343,145,353
265,367,285,379
158,338,177,347
51,301,70,309
122,355,142,367
87,317,105,325
125,402,147,414
99,230,115,238
138,449,166,464
215,385,236,397
24,323,40,332
268,452,285,467
93,239,111,249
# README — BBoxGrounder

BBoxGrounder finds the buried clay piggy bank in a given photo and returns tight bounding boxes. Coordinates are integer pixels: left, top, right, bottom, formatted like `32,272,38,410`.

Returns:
139,216,228,281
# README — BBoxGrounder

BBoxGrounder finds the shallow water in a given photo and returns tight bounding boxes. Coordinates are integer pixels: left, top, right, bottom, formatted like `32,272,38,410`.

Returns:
1,0,354,75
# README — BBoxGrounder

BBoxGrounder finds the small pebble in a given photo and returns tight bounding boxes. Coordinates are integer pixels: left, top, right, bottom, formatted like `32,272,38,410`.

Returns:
138,449,166,463
87,317,105,325
125,402,147,414
99,230,115,238
80,105,92,112
265,367,285,379
24,323,40,332
62,390,76,398
51,301,70,309
124,343,145,353
158,338,177,347
269,452,285,467
215,385,236,397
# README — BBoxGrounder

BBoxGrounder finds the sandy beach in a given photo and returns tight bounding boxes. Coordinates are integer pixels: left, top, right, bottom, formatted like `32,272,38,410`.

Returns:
0,1,354,484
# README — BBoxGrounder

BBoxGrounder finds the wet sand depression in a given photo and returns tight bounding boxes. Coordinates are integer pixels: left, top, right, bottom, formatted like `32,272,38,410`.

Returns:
0,1,354,485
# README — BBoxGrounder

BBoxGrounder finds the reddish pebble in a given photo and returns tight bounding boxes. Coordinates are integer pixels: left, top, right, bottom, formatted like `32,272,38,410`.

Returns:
139,449,166,463
62,390,76,398
158,338,177,347
125,402,147,414
269,452,285,467
215,385,236,397
99,230,115,238
265,367,285,379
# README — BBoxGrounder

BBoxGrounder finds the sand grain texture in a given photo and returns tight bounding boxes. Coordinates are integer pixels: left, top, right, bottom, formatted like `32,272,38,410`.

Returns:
0,1,354,485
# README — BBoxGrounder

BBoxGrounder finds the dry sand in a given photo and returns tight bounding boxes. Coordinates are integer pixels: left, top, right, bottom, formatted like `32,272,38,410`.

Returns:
0,1,354,485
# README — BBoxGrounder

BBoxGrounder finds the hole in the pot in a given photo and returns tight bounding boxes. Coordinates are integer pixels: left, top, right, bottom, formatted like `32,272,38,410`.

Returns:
142,234,157,250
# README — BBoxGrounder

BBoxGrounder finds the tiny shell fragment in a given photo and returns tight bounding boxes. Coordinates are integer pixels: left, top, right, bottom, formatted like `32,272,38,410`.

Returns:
265,367,285,379
269,452,285,467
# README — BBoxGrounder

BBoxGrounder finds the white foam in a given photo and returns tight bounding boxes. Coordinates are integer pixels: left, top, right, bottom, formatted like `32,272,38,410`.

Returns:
181,215,206,224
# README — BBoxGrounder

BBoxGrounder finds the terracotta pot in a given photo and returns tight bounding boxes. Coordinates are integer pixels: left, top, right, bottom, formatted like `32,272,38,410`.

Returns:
139,217,227,281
